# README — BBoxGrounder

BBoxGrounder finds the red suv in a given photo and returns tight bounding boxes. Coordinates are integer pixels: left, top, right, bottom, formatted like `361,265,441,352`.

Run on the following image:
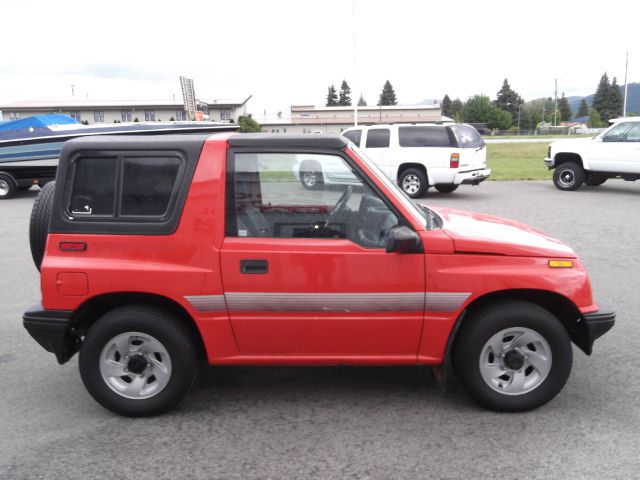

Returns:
23,133,614,416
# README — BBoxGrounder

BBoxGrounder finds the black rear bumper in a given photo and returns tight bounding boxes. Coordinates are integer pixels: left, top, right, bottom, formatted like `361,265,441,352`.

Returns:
23,303,80,364
580,303,615,355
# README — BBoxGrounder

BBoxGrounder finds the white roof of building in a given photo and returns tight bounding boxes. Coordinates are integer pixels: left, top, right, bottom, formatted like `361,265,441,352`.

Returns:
291,104,440,111
1,95,251,110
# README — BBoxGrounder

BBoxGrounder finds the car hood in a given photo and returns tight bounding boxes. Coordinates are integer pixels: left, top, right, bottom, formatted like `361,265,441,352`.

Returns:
550,137,595,150
431,207,576,258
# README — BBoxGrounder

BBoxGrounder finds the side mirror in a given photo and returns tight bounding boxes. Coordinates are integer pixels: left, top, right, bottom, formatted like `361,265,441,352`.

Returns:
386,226,423,254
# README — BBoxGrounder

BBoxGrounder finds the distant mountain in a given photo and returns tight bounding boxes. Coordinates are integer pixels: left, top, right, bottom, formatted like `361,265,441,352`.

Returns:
567,82,640,117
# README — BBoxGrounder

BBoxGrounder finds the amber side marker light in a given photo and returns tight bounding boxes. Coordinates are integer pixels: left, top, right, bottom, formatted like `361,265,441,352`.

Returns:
548,260,573,268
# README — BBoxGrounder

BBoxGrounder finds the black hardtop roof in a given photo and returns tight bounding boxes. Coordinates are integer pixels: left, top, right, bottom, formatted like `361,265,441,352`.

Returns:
61,133,214,151
229,133,348,149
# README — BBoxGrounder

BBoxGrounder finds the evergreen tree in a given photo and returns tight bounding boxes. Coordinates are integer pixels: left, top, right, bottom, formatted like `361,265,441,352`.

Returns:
441,95,453,117
607,77,623,120
378,80,397,106
577,99,589,118
238,115,262,132
592,73,610,118
338,80,352,106
558,93,572,122
589,109,603,128
326,85,338,106
451,98,464,118
495,78,523,122
357,94,367,106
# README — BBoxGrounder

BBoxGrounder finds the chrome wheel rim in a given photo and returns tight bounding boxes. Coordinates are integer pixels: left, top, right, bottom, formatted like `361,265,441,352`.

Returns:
479,327,552,396
0,180,9,197
302,171,317,187
558,169,575,187
402,174,420,194
99,331,172,400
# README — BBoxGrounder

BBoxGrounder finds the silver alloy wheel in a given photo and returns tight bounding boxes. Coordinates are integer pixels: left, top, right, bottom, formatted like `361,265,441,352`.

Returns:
558,168,576,188
99,331,172,400
402,174,420,195
302,171,317,187
479,327,552,396
0,179,9,197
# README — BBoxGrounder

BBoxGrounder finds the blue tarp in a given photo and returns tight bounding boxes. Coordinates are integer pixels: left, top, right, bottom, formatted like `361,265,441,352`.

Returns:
0,114,80,132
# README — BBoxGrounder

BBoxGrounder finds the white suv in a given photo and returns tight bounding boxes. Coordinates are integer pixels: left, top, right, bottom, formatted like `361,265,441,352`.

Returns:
545,117,640,190
337,123,491,198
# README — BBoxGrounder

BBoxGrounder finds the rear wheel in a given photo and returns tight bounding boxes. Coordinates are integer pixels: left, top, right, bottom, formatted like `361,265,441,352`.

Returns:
453,301,572,412
399,168,428,198
0,173,17,200
79,305,198,417
553,162,585,191
434,184,459,194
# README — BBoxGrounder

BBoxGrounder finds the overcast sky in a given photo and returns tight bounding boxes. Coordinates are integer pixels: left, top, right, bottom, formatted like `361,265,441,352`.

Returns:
1,0,637,118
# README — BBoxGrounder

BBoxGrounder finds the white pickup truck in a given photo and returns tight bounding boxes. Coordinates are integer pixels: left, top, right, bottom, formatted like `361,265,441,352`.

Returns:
545,117,640,190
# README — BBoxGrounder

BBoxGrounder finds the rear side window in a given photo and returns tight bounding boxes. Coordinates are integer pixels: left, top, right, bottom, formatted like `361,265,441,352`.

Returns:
450,124,485,148
365,129,390,148
398,126,451,147
343,129,362,147
68,155,183,219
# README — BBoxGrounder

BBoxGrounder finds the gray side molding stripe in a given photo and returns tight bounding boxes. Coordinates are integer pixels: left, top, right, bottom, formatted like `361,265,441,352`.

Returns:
185,292,470,313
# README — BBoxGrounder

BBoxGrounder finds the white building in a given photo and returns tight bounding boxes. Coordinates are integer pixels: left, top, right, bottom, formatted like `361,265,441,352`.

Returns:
0,96,252,124
258,104,447,134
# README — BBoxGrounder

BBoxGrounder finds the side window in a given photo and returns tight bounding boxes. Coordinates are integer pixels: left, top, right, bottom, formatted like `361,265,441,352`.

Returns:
365,129,390,148
68,155,183,219
626,123,640,142
399,126,451,147
228,152,399,248
602,122,633,142
343,129,362,147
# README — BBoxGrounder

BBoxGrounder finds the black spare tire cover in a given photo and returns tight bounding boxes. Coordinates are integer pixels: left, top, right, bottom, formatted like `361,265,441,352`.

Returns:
29,182,55,271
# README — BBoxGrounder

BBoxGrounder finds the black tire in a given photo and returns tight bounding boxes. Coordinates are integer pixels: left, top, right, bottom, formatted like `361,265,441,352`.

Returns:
79,305,198,417
553,162,585,191
399,168,428,198
585,174,607,186
452,301,572,412
0,173,17,200
29,181,55,271
299,162,324,190
434,184,459,194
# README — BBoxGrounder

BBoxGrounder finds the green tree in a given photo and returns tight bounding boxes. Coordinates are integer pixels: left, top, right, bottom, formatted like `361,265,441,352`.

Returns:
441,94,453,117
338,80,352,106
577,99,589,118
495,78,523,123
558,93,572,122
378,80,397,106
589,109,603,128
592,73,610,119
607,77,623,120
462,94,511,130
451,98,464,118
357,94,367,106
238,114,261,132
326,85,338,106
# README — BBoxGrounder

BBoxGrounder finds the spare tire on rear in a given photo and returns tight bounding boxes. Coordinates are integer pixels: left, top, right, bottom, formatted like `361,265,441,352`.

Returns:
30,182,55,271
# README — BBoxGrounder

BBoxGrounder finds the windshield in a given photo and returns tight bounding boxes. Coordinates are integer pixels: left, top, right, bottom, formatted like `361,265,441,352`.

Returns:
349,143,442,229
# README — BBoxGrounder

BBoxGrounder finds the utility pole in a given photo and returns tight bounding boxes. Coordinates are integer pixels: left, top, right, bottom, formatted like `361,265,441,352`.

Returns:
623,51,629,117
352,0,358,126
553,79,558,126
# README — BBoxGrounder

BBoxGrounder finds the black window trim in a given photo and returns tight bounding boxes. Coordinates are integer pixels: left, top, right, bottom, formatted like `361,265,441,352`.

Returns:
225,146,415,241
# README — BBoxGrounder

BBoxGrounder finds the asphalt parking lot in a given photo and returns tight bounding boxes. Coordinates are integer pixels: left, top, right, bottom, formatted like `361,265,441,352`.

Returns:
1,180,638,479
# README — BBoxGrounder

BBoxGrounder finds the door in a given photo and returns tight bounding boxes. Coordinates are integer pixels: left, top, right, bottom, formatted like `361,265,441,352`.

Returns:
589,121,640,173
220,151,425,356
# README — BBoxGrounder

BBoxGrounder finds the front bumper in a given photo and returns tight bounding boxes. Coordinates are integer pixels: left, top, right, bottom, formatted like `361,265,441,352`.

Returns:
544,157,555,168
455,168,491,185
579,302,615,355
23,303,80,364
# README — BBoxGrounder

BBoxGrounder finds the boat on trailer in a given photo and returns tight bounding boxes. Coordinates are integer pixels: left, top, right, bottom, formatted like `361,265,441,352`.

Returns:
0,114,238,199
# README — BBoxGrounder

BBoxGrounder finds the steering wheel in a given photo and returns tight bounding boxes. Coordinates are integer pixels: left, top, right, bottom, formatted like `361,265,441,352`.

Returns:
324,185,353,231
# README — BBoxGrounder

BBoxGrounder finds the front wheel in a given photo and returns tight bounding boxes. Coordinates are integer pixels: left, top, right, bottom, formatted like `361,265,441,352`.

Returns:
453,301,572,412
399,168,428,198
434,184,459,194
553,162,585,191
79,306,198,417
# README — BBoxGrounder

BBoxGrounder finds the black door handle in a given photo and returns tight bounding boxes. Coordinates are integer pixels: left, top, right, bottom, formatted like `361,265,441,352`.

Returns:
240,259,268,274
